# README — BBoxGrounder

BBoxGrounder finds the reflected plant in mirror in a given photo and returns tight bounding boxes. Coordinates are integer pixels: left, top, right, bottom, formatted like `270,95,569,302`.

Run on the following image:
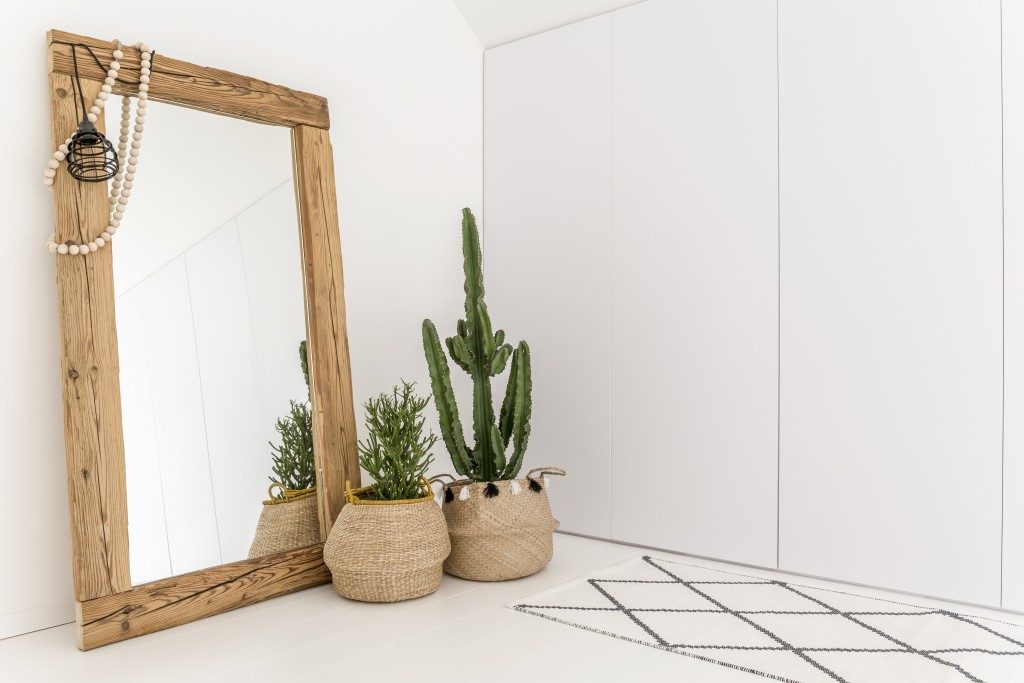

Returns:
248,340,320,559
268,341,315,494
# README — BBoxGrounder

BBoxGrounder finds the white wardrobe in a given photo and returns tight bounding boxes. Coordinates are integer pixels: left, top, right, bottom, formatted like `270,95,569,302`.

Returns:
484,0,1018,609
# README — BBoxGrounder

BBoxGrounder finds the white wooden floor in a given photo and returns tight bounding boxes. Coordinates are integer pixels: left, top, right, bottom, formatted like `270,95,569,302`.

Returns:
1,533,1017,682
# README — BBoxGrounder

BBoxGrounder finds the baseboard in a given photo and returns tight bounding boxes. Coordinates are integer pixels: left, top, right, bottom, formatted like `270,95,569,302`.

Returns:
0,602,75,640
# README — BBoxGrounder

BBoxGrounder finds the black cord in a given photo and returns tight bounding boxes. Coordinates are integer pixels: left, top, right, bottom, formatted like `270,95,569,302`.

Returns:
69,45,88,119
53,40,155,88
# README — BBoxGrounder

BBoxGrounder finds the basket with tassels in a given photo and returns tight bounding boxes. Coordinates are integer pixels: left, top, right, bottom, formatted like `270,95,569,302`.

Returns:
247,482,320,558
432,467,565,582
323,477,450,603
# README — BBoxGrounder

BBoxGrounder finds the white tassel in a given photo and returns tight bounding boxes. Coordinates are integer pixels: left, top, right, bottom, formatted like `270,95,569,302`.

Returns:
543,475,551,489
509,480,523,495
458,485,471,501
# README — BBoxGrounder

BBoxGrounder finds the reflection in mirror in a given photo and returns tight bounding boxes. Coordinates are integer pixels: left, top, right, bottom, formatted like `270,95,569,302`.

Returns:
106,100,313,586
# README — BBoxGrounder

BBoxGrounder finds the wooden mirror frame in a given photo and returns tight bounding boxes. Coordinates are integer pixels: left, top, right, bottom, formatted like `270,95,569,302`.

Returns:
45,29,360,650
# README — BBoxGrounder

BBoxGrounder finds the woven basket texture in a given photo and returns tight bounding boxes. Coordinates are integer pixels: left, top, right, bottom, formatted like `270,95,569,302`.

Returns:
323,486,450,603
247,488,320,559
442,477,559,582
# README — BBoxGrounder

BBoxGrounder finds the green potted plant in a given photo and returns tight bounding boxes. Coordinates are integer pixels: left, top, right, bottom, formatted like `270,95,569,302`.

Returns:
248,341,320,558
422,208,565,582
323,381,450,602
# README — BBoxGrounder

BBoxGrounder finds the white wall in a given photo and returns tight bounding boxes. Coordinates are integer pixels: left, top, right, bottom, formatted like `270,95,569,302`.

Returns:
1003,0,1024,612
454,0,643,47
485,15,612,537
777,0,1003,606
484,0,1014,610
0,0,481,638
610,0,778,568
486,0,778,567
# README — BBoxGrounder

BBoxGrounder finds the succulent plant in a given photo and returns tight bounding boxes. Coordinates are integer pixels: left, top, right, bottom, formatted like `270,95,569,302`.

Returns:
422,208,532,482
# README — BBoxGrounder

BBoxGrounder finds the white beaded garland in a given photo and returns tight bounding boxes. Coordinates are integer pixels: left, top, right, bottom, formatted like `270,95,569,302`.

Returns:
46,40,152,257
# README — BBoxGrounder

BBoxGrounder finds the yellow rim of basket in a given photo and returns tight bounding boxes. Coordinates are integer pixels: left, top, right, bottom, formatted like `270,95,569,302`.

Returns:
345,477,434,505
263,482,318,505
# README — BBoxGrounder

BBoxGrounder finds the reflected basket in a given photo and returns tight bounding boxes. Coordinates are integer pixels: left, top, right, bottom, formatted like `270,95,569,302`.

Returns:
247,482,320,558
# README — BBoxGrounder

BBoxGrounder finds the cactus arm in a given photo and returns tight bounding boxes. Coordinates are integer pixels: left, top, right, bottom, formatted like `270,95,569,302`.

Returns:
498,346,519,448
461,208,485,323
422,319,472,476
470,359,496,480
446,335,473,373
489,423,507,475
478,302,495,360
460,208,499,480
502,341,532,479
489,344,512,376
298,340,310,392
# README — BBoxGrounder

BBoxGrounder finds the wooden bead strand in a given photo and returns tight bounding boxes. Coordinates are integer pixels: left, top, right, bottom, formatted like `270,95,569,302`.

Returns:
45,41,151,256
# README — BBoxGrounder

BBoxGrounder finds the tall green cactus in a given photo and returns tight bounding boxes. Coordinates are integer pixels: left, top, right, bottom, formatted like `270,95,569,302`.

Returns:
422,208,532,482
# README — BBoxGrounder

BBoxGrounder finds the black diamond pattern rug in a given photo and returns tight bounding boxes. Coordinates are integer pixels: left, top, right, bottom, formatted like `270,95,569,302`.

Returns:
508,555,1024,682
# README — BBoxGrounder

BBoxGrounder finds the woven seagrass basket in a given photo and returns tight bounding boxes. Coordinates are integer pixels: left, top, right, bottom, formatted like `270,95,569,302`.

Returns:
323,478,450,603
435,467,565,582
247,483,320,559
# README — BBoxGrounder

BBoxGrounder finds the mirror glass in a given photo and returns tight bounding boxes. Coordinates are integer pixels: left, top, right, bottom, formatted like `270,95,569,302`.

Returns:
106,100,314,585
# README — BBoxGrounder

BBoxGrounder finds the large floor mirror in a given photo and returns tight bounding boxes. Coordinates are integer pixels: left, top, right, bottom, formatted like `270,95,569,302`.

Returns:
45,30,359,650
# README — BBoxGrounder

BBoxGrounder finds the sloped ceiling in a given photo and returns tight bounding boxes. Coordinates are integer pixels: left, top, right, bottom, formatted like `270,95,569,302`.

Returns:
453,0,644,48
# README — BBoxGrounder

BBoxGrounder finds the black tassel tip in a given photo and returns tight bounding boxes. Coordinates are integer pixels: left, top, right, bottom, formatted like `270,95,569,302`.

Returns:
528,477,543,493
484,482,500,498
443,487,454,503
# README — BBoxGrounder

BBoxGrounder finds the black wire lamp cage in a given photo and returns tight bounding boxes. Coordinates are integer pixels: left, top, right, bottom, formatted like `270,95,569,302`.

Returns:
66,119,118,182
65,44,118,182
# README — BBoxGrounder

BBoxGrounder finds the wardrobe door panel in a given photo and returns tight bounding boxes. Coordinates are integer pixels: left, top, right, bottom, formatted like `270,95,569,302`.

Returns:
186,223,269,564
116,287,172,585
610,0,779,566
778,0,1002,605
484,15,612,536
1003,0,1024,611
135,259,222,575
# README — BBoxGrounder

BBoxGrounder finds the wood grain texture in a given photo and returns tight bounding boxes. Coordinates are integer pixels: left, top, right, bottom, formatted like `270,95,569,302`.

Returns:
47,30,329,129
293,125,361,537
76,544,330,650
49,72,132,601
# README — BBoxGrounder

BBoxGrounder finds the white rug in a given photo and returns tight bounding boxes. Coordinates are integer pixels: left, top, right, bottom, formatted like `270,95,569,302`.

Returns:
508,555,1024,682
